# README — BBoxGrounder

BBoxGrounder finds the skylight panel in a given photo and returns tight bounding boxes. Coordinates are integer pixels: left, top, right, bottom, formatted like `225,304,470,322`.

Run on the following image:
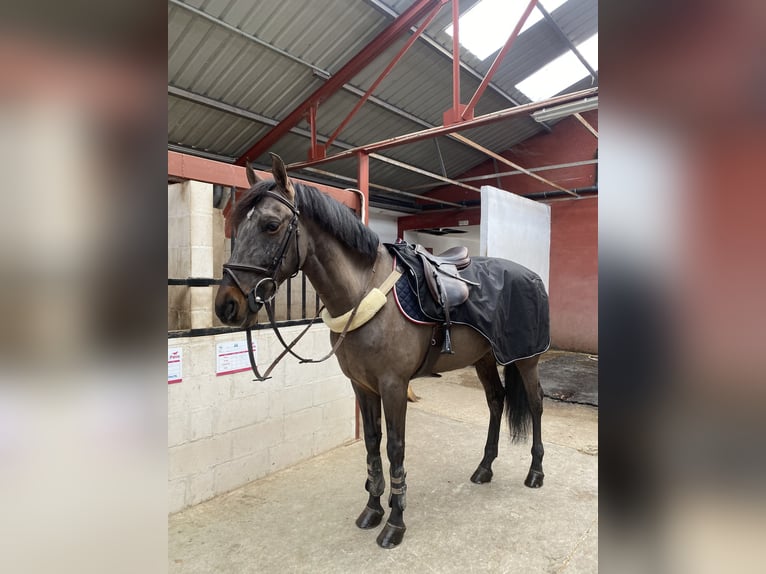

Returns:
515,31,597,102
576,33,598,70
445,0,568,61
516,50,589,102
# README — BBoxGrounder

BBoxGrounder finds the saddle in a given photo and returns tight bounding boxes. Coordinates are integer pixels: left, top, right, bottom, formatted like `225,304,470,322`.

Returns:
416,246,471,306
388,242,551,370
414,245,478,354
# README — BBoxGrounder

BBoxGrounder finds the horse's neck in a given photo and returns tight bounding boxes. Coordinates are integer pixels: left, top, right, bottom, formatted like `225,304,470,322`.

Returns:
301,223,385,317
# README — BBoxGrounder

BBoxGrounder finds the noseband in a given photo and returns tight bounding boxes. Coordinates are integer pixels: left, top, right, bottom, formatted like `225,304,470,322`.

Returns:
222,189,301,313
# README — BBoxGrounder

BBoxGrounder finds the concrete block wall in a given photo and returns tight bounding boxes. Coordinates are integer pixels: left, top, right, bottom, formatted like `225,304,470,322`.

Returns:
168,325,355,513
168,182,191,331
168,286,190,331
168,181,229,331
169,180,318,330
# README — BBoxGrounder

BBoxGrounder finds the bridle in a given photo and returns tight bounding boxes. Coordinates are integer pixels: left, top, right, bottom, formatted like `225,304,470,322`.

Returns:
221,187,379,381
222,189,301,314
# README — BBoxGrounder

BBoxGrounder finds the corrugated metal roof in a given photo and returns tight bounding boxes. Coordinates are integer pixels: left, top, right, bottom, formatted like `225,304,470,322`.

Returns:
168,0,598,209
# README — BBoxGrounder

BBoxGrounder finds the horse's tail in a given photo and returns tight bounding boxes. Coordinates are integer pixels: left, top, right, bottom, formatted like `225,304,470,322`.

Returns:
504,363,531,443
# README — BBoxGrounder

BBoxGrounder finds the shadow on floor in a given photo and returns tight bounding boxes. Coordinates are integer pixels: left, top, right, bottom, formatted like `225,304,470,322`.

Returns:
538,351,598,406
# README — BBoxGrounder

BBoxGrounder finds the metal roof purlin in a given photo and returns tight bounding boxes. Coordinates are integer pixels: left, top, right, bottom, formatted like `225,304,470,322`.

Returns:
320,0,446,155
574,113,598,138
168,85,358,152
287,87,598,171
404,158,599,190
234,0,445,165
370,153,481,193
450,133,578,197
300,166,463,208
170,0,490,160
170,0,441,133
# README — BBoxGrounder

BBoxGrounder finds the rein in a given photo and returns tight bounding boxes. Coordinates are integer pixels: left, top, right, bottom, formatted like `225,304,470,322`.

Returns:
247,251,381,380
222,189,383,381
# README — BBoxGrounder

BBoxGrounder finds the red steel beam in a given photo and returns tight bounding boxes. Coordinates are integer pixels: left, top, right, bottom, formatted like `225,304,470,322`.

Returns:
169,150,251,188
308,102,319,158
287,87,598,171
443,0,469,125
235,0,444,166
462,0,538,120
451,0,461,115
322,1,446,154
167,150,360,211
357,152,370,224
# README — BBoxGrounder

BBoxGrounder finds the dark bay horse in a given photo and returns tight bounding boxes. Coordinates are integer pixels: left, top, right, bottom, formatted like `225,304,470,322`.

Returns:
215,154,547,548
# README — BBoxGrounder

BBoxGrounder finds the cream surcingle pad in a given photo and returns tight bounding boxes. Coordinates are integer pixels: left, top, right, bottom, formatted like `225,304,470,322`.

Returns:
321,269,402,333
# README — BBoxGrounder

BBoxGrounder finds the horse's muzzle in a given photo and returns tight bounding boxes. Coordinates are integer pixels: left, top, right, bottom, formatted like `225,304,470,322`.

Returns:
215,284,248,326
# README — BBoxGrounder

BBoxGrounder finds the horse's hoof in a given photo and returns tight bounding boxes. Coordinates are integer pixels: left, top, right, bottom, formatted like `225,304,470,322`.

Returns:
524,469,544,488
356,506,384,529
376,521,406,548
470,465,493,484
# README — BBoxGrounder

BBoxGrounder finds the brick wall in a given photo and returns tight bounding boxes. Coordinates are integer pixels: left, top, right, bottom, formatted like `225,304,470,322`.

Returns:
417,112,598,352
549,198,598,352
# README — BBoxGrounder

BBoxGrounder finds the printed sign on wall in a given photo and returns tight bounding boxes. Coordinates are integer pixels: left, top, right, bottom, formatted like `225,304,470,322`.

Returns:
168,347,183,384
216,339,256,376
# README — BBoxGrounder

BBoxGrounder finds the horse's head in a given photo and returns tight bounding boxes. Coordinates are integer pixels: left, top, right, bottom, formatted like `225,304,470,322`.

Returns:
215,153,306,326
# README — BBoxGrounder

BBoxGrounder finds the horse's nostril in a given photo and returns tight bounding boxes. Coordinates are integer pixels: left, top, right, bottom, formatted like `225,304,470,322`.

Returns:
224,300,237,322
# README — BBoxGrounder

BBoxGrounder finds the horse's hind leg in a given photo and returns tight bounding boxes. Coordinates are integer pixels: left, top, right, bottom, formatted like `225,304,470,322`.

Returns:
515,356,545,488
352,383,385,530
470,352,505,484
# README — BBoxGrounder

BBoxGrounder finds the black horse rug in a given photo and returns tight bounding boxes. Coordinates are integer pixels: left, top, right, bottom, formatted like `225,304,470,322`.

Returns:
385,242,550,365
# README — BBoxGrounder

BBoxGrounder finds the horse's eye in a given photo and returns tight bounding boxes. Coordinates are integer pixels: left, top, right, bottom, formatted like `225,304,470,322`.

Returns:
264,221,281,233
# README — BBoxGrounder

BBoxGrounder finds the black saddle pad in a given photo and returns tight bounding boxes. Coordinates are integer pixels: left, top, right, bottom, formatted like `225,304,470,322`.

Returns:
385,242,550,364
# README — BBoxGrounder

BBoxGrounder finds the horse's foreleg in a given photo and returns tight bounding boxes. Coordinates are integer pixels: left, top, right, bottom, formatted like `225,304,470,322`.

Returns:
352,383,385,529
516,357,545,488
377,379,409,549
471,353,505,483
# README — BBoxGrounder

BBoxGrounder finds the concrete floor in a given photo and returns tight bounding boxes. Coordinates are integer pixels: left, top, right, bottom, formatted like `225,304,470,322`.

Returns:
169,360,598,573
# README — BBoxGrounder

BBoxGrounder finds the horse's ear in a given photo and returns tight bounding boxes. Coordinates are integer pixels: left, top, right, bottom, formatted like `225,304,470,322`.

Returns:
269,152,295,202
246,161,261,186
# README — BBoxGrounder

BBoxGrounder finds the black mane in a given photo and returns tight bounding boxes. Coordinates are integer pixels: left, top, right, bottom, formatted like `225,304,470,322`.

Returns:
231,180,379,262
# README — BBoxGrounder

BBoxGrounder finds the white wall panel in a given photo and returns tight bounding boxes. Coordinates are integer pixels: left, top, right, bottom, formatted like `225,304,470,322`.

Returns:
480,185,551,291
